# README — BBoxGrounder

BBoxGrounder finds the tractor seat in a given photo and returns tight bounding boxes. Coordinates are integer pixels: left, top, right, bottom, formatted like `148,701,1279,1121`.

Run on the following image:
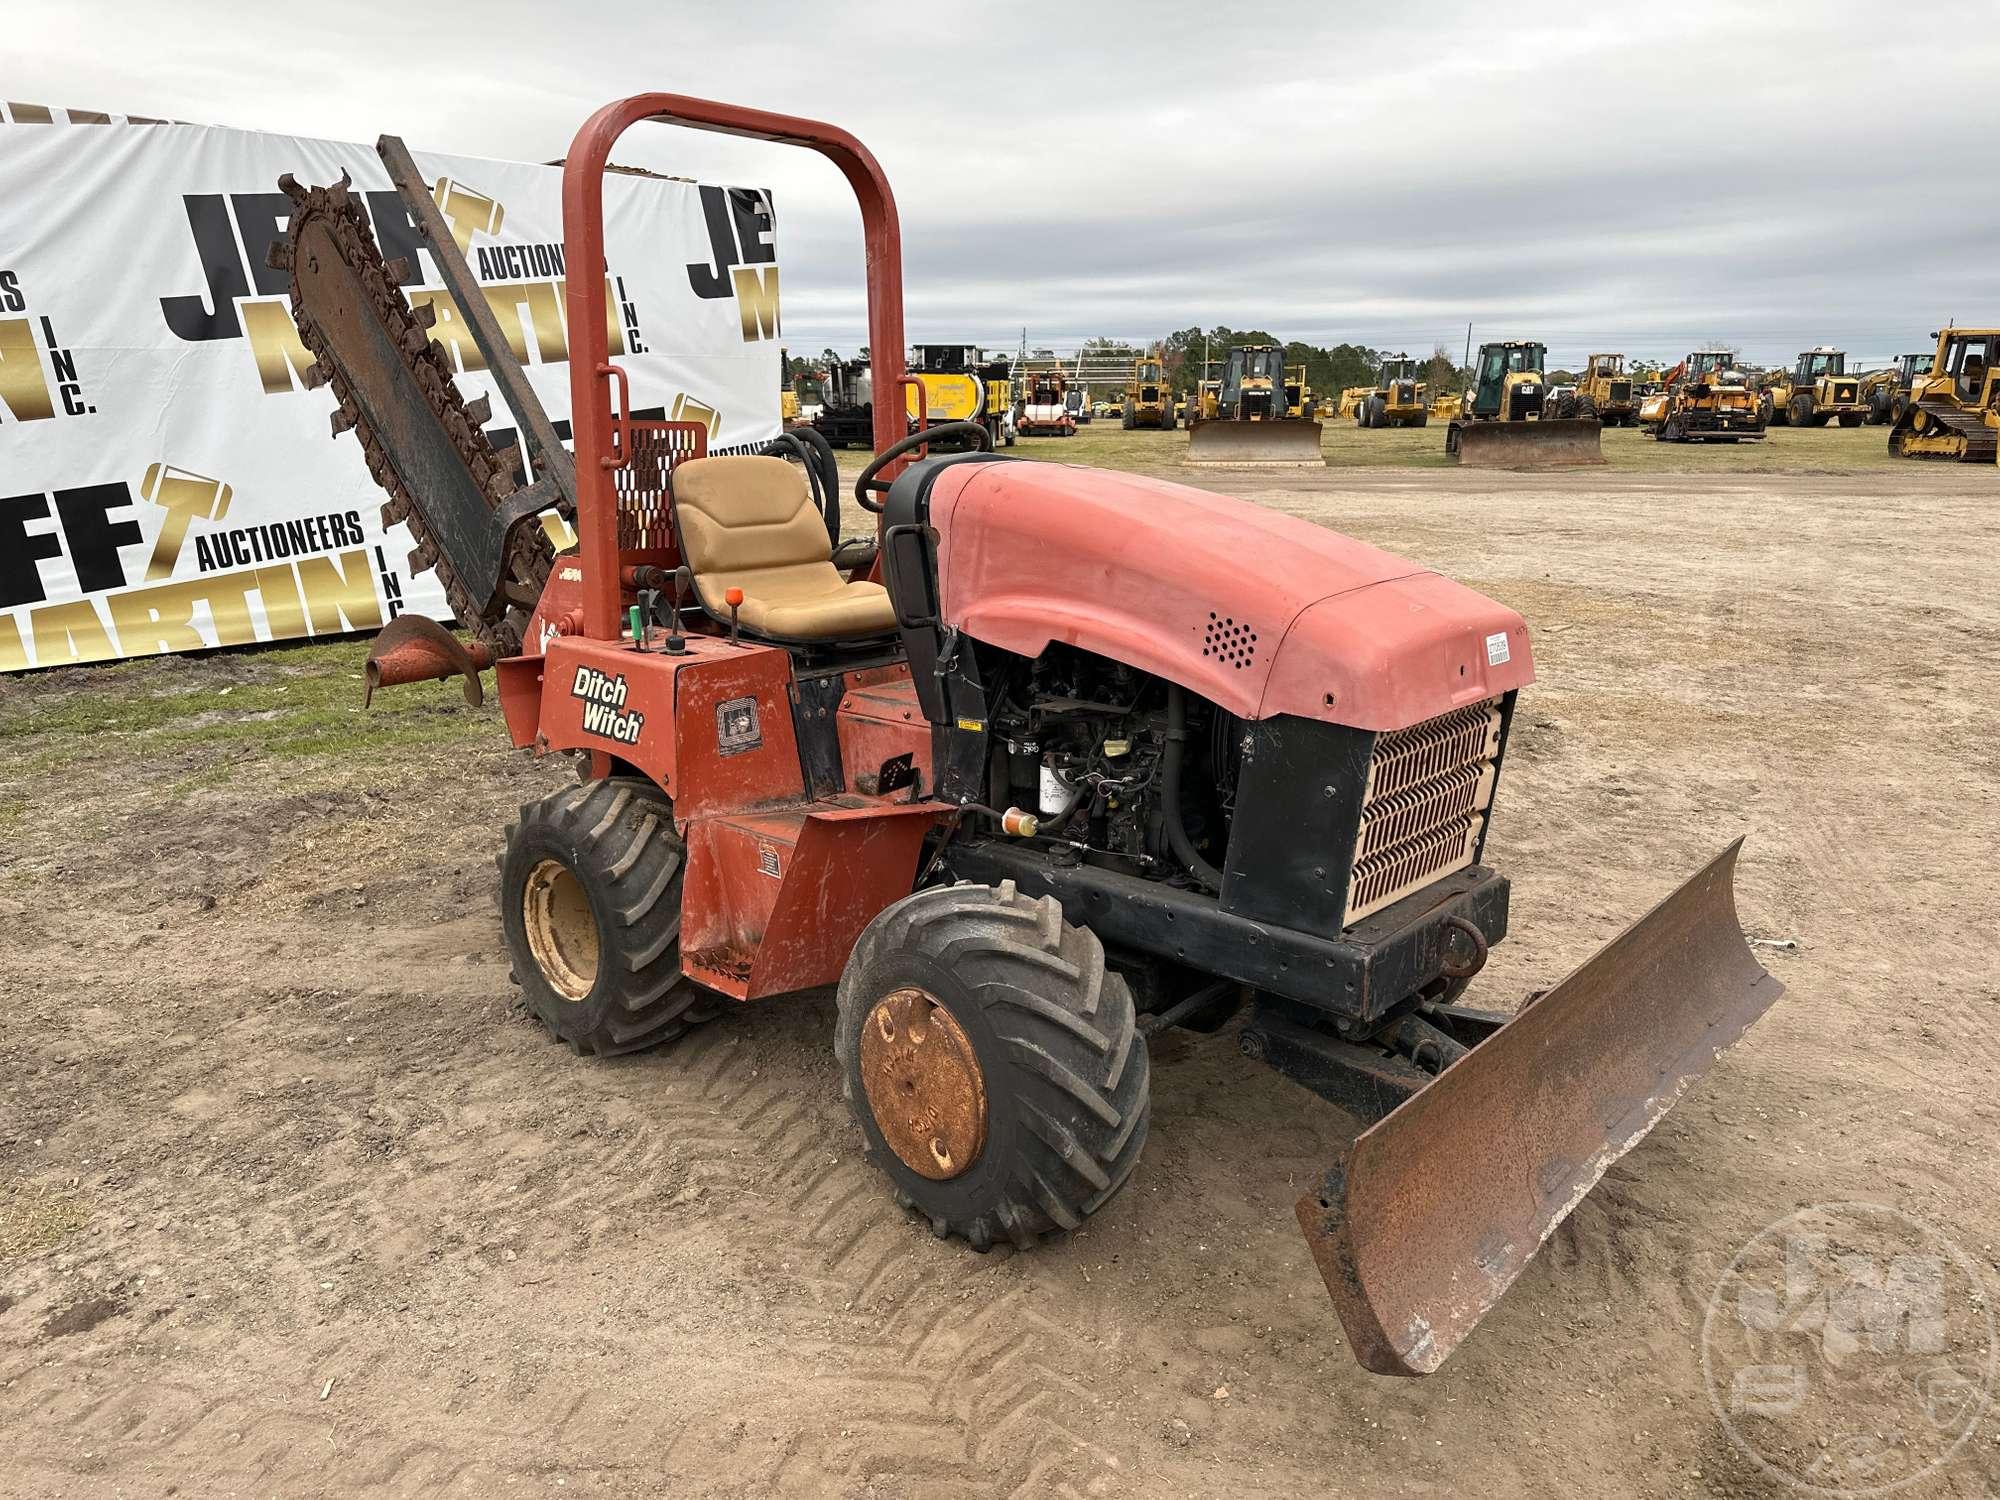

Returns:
670,455,896,640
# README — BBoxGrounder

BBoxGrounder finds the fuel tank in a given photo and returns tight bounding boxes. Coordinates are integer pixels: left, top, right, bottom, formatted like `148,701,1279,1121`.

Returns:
924,461,1534,731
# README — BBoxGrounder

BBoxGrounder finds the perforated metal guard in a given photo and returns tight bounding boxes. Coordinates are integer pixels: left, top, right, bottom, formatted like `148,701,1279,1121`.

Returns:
615,420,708,552
1346,698,1503,924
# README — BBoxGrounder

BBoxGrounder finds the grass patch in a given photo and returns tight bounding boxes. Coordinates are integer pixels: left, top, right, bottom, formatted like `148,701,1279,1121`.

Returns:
0,635,493,775
0,1179,91,1261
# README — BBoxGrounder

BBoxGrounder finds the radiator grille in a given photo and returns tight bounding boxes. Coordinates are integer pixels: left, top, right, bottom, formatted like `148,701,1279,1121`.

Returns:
1610,380,1632,401
1345,698,1503,925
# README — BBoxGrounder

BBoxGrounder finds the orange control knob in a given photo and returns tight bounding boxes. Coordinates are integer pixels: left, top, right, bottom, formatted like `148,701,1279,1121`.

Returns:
725,587,744,607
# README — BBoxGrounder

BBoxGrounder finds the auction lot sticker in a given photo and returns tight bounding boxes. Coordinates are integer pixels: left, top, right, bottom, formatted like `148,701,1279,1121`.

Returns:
1702,1201,1995,1494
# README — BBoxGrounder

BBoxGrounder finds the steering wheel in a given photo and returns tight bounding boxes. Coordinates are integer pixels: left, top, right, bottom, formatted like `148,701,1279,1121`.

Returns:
853,421,992,513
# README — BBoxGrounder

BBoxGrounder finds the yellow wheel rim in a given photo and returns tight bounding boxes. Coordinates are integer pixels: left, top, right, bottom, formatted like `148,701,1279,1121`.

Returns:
521,858,598,1002
859,988,988,1181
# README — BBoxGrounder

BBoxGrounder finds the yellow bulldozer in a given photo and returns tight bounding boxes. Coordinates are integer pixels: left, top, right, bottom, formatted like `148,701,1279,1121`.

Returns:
1862,350,1936,427
1758,347,1868,428
1353,355,1430,428
1183,343,1326,466
1445,340,1602,466
1886,327,1999,461
1644,350,1767,442
1122,352,1176,430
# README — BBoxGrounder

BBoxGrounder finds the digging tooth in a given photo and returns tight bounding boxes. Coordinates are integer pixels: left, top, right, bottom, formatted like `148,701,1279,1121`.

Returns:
410,300,438,329
265,241,294,272
326,171,351,209
382,256,411,284
277,172,305,202
330,408,357,436
303,359,331,391
463,394,492,426
399,326,431,355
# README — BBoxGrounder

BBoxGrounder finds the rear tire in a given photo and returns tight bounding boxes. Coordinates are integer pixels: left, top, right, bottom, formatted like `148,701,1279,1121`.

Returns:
499,779,721,1056
1574,395,1598,422
835,882,1150,1251
1838,411,1863,428
1366,395,1386,428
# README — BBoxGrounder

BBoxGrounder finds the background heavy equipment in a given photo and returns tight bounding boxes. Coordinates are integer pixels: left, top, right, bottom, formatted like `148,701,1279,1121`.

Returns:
1759,347,1867,428
1183,342,1326,466
1122,352,1176,429
1563,353,1638,426
1646,350,1767,443
278,91,1782,1382
1284,362,1311,419
1017,368,1076,436
1445,340,1602,466
812,355,876,448
1354,355,1429,428
908,344,1016,448
1887,327,2000,461
1861,351,1933,426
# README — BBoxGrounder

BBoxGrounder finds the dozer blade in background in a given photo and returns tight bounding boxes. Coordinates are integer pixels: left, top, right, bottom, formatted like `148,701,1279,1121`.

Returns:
1297,839,1783,1376
1182,417,1327,468
1454,417,1603,469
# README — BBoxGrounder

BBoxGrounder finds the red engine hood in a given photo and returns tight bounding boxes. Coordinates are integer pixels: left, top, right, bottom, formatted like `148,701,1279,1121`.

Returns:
927,461,1534,731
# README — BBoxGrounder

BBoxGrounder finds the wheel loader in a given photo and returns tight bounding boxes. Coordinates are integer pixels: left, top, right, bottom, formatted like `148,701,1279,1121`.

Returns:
1886,327,1999,461
1183,343,1326,466
1647,350,1767,443
1122,353,1175,429
1861,351,1933,426
1566,353,1637,426
1758,347,1868,428
1353,355,1429,428
1284,362,1311,420
1444,340,1602,466
276,93,1782,1380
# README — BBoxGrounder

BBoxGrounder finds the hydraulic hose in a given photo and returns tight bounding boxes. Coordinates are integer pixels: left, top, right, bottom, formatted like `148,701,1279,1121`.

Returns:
1163,683,1223,892
762,429,841,546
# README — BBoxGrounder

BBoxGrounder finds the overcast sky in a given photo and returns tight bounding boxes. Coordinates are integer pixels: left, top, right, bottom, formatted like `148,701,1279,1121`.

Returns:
10,0,1995,368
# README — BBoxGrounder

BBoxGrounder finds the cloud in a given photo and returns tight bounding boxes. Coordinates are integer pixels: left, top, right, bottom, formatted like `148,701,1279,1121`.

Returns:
10,0,1994,366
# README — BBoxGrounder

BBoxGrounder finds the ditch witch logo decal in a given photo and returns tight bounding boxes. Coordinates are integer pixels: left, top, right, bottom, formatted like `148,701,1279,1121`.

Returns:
571,665,644,745
158,175,645,395
0,461,389,672
685,186,780,343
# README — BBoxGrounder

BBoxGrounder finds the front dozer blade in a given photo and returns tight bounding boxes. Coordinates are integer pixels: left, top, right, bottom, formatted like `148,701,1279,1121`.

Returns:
1453,417,1603,469
1182,417,1327,468
1297,839,1783,1376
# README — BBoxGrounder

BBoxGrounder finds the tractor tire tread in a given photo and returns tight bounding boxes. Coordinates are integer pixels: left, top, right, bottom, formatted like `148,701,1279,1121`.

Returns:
834,881,1149,1253
498,779,716,1058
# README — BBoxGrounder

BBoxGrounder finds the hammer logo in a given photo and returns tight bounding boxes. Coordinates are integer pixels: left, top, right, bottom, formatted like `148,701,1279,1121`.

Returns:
429,176,506,256
138,463,232,581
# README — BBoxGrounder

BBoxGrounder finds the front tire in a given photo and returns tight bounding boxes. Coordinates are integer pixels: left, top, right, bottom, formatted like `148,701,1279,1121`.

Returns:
835,883,1150,1251
499,780,721,1056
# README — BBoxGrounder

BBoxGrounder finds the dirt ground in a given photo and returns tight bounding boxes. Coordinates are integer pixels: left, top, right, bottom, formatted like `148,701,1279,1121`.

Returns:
2,435,1997,1498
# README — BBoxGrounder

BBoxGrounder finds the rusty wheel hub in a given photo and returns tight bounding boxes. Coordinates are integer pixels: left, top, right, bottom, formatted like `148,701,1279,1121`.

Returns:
521,859,598,1002
859,988,987,1180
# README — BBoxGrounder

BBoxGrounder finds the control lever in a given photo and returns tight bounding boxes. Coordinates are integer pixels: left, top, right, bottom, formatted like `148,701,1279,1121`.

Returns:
725,586,744,645
664,566,691,655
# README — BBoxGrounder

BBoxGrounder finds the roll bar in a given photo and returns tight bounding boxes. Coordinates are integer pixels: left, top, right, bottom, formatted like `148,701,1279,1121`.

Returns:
561,95,909,641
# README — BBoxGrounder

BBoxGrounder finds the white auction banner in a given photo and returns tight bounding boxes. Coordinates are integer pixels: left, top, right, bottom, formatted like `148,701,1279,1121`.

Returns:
0,114,783,671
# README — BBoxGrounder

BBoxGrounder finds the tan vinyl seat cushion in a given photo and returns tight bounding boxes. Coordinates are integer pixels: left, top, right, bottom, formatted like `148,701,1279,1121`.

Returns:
671,455,895,640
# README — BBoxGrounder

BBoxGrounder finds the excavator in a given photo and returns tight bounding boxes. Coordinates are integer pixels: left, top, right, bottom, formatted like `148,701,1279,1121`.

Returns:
1444,340,1602,466
272,93,1781,1382
1886,327,1999,461
1183,342,1326,466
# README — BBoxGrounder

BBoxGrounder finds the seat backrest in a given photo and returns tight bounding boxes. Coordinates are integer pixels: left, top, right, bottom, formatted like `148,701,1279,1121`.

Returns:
671,455,832,589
